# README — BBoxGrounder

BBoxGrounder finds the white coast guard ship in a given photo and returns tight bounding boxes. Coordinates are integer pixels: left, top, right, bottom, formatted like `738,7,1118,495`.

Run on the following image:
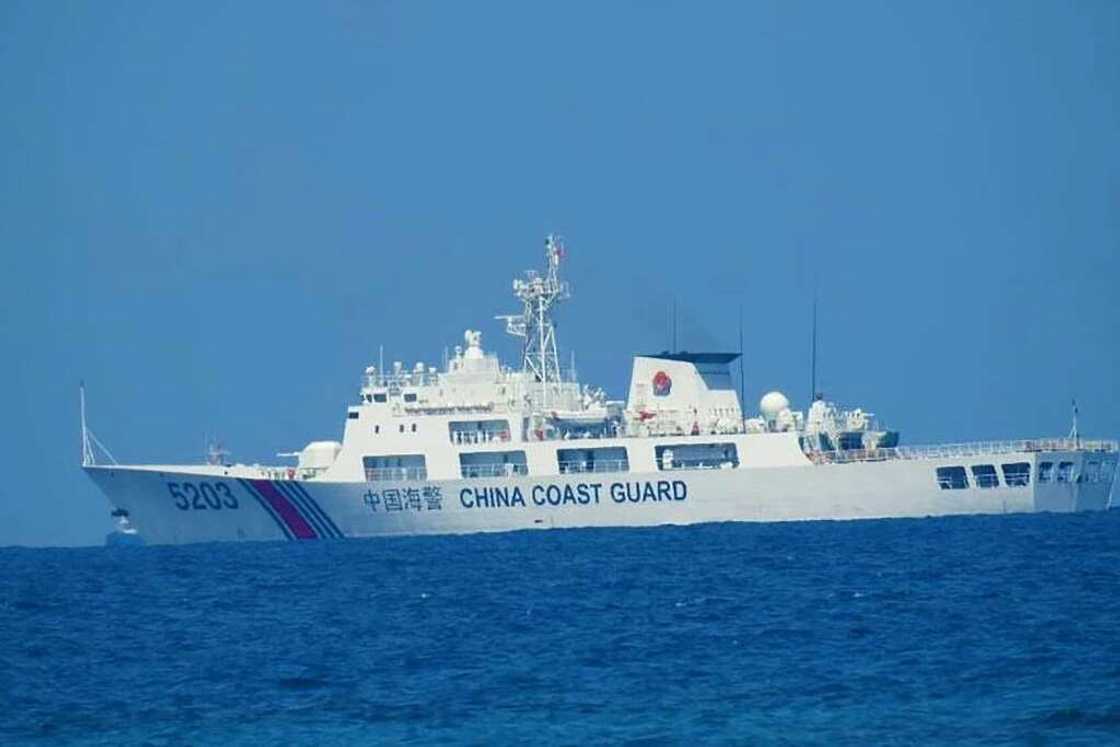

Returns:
83,237,1117,545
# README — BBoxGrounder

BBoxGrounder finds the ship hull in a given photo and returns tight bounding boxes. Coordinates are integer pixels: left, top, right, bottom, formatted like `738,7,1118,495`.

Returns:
84,448,1115,545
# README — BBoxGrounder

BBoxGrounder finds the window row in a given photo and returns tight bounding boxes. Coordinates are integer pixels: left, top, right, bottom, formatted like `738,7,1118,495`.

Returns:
450,419,512,445
361,418,512,443
932,459,1118,489
368,423,419,435
362,442,742,481
1038,460,1114,484
936,462,1031,490
361,392,418,404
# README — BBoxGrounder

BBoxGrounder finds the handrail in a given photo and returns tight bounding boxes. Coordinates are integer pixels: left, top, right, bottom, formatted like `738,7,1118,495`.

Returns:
363,372,443,388
660,460,739,471
365,467,428,482
362,366,581,390
451,430,512,445
558,459,630,474
809,438,1118,465
460,463,529,478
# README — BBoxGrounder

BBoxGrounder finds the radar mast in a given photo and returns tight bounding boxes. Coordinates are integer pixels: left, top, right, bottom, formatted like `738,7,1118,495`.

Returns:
497,235,570,407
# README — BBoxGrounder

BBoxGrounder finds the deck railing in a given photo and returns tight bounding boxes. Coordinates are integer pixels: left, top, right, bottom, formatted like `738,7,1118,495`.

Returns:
660,460,740,471
558,459,630,474
460,463,530,478
810,438,1118,465
365,467,429,482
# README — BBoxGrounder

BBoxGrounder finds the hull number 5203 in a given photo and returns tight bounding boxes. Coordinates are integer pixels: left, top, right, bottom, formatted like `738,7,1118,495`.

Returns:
167,482,239,511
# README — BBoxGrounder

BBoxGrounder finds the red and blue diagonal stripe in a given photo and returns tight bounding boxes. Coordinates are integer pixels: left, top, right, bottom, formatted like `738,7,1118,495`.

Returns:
275,480,344,539
238,479,344,540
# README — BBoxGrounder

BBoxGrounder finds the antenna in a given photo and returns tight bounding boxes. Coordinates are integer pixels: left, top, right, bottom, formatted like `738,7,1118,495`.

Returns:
672,297,678,353
1070,398,1080,448
666,302,671,352
809,291,818,405
738,305,746,422
379,345,384,384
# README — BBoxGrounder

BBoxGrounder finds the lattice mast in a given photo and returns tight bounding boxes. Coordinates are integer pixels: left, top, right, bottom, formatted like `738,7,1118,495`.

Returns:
498,235,570,407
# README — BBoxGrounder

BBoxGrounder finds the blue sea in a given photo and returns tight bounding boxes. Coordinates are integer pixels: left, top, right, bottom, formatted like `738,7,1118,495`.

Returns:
2,513,1119,745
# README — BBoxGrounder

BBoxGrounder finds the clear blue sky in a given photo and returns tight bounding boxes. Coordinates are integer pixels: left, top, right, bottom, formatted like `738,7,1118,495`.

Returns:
1,2,1117,546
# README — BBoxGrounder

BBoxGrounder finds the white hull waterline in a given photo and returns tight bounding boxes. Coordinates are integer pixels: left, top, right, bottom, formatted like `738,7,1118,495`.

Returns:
82,237,1118,545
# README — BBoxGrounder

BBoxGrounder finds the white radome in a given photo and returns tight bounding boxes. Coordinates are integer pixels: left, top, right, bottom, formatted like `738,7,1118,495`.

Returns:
759,391,791,421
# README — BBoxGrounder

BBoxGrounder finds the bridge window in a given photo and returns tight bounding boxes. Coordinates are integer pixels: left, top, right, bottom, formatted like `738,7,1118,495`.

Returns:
450,420,511,445
362,454,427,482
936,466,968,490
655,443,739,471
373,393,388,403
1038,462,1053,483
971,465,999,488
558,447,629,474
1001,462,1030,487
348,411,359,420
403,392,418,403
459,450,528,478
1056,461,1074,483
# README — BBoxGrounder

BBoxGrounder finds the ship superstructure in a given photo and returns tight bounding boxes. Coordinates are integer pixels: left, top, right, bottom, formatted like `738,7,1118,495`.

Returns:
83,238,1118,544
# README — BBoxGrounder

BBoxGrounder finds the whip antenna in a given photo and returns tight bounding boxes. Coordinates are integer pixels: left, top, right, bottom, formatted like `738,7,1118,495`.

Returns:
809,290,818,405
738,304,746,425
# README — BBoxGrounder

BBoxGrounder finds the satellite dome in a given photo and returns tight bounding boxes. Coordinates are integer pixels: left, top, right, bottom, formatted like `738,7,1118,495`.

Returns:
760,391,791,420
463,329,485,360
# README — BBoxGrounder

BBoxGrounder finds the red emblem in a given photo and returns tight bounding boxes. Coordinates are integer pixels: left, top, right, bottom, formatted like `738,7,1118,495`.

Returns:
652,370,672,397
